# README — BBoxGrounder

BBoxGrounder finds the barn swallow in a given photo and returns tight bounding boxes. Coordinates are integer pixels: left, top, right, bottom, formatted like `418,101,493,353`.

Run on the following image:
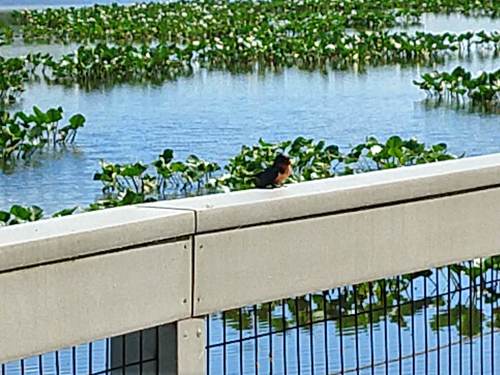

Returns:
255,154,293,188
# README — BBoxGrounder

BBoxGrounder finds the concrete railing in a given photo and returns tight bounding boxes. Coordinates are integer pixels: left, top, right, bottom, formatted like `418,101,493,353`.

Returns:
2,153,500,371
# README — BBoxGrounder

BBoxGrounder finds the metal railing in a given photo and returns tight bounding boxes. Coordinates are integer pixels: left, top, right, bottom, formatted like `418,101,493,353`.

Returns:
206,256,500,374
2,154,500,374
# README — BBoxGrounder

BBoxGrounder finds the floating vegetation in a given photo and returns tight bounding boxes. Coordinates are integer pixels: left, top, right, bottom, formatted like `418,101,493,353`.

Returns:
0,204,76,226
0,53,51,106
36,30,499,87
0,57,26,106
1,135,456,215
414,66,500,110
90,136,455,208
10,0,499,44
43,43,193,86
91,151,221,209
0,106,85,164
0,24,13,46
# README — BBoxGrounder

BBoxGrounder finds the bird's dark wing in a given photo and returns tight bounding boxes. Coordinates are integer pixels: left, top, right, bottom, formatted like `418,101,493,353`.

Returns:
255,167,279,188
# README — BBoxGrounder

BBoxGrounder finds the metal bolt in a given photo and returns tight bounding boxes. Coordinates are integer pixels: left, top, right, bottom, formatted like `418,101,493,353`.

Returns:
196,328,202,338
199,244,204,250
182,298,188,304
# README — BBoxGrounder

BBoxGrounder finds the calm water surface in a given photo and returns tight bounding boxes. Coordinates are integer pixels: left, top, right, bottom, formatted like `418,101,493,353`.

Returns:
1,58,499,212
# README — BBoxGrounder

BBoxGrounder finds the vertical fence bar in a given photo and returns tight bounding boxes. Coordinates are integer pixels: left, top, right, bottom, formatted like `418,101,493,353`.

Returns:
139,330,143,375
122,335,126,375
206,316,210,375
254,305,259,375
448,266,452,375
338,288,344,375
424,275,428,374
308,295,314,375
353,286,360,375
491,262,495,375
222,311,227,375
459,264,463,375
411,276,416,374
239,308,244,375
396,277,402,375
89,343,93,374
368,282,375,375
323,292,329,375
55,351,59,375
436,268,440,374
105,338,109,375
282,299,288,375
469,260,473,375
382,280,388,375
295,298,301,375
72,346,76,375
269,303,273,375
479,259,483,375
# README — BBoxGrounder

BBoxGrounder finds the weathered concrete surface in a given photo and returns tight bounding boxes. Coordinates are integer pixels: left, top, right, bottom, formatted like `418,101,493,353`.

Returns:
177,319,206,375
0,206,194,273
145,153,500,233
193,188,500,315
0,240,192,364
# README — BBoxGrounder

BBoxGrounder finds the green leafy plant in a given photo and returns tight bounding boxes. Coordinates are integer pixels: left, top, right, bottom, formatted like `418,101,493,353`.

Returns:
414,66,500,110
0,106,85,164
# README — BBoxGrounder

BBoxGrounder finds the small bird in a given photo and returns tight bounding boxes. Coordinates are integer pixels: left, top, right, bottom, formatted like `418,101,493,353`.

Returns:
255,154,293,188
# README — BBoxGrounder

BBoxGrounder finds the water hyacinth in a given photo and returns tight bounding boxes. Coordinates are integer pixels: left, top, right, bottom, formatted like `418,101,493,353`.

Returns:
1,135,456,217
33,30,499,88
9,0,499,45
89,135,456,208
414,66,500,109
0,106,85,164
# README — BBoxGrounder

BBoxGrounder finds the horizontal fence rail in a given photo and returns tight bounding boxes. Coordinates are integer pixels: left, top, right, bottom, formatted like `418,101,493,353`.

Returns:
2,154,500,373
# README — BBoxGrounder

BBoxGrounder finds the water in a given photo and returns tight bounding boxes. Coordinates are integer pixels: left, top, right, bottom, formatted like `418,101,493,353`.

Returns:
0,0,154,10
0,13,498,214
1,55,499,212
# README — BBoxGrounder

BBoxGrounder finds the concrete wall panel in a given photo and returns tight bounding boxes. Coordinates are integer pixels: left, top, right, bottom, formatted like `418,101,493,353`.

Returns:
0,240,192,364
193,188,500,315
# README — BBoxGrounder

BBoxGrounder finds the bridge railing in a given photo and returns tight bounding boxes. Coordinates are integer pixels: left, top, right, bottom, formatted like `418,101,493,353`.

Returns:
1,153,500,373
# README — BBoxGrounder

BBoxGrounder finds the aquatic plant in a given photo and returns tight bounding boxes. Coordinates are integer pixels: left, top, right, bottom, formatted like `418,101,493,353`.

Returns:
91,151,221,209
90,136,455,208
0,53,49,106
414,66,500,108
11,0,499,44
0,24,13,46
36,30,499,88
0,106,85,163
0,204,76,226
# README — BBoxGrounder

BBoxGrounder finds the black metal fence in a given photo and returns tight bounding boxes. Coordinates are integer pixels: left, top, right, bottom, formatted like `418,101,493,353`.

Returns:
206,255,500,374
1,326,161,375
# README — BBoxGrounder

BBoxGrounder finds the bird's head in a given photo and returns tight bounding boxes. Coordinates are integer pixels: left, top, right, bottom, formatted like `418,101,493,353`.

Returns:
273,154,292,167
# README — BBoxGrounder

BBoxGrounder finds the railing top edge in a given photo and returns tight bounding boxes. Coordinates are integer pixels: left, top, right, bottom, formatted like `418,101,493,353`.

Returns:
144,153,500,232
0,205,194,273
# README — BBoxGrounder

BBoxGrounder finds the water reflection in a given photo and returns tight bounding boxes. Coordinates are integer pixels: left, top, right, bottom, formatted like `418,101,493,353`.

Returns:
207,258,500,374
